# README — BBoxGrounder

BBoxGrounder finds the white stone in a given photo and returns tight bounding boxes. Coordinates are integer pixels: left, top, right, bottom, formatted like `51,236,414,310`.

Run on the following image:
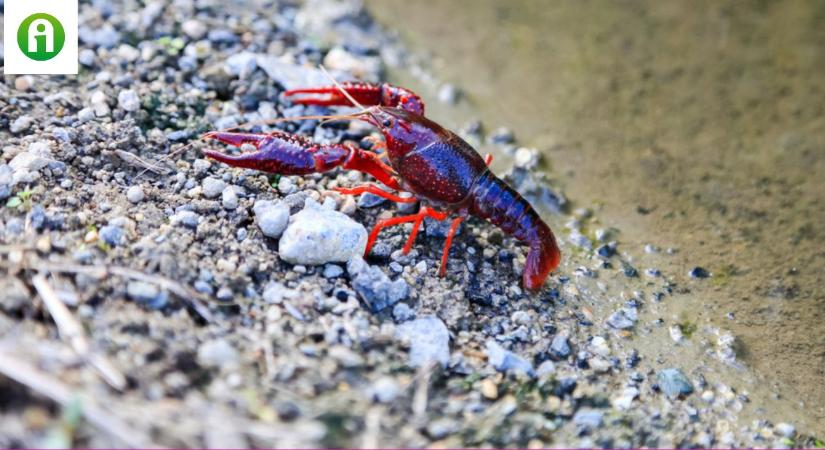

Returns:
278,199,367,265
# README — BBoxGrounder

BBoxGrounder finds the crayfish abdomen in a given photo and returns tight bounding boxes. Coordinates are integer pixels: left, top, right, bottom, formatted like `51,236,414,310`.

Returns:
468,170,561,289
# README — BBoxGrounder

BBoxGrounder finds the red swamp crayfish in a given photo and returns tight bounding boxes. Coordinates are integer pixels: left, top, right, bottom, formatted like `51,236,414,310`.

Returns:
202,81,561,290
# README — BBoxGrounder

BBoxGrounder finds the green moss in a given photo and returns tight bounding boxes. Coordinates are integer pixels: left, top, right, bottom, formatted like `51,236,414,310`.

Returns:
711,264,737,287
677,315,698,339
6,188,35,210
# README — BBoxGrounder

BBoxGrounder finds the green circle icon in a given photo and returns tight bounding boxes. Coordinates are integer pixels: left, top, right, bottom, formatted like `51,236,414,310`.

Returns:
17,13,66,61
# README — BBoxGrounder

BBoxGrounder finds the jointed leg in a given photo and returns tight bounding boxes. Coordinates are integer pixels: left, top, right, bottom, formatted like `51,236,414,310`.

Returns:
343,148,402,191
365,206,447,256
439,217,464,277
334,184,417,203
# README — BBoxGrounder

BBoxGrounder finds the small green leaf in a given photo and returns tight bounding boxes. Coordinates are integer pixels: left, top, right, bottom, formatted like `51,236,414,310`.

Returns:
6,197,22,208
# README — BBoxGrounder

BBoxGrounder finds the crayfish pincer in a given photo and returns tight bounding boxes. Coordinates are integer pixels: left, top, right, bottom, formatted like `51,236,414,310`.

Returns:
203,81,561,290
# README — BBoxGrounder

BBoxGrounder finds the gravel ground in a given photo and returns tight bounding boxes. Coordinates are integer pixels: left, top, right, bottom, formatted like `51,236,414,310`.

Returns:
0,0,820,447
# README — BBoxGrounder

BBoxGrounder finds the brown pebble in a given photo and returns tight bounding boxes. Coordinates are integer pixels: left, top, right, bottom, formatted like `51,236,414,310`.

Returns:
481,378,498,400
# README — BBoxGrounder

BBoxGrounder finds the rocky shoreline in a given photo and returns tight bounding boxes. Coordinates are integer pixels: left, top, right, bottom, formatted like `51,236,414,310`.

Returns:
0,0,819,447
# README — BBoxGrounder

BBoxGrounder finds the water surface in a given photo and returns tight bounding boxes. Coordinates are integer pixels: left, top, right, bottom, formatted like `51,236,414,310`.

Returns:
367,0,825,434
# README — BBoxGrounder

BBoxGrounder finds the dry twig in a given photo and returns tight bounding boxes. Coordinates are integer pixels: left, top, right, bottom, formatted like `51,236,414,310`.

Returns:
32,273,127,391
112,149,172,175
0,350,155,448
35,261,215,322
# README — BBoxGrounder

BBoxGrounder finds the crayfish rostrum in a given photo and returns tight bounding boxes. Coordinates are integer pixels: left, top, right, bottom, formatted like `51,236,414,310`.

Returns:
203,81,561,290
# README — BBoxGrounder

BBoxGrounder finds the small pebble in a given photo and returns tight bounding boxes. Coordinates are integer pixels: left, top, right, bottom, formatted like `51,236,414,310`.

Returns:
438,84,459,104
392,302,415,322
395,315,450,368
221,187,239,210
126,185,145,203
202,177,226,199
117,89,141,112
99,225,125,246
549,334,571,360
657,368,694,398
322,264,344,278
371,377,399,403
11,116,33,134
253,200,290,239
689,266,710,278
480,378,498,400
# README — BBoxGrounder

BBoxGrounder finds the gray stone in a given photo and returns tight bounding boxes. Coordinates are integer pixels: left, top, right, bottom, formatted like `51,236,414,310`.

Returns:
117,89,140,112
182,19,207,39
370,377,399,403
126,185,145,203
202,177,225,199
99,225,125,246
776,422,796,438
262,281,288,304
0,165,12,200
10,115,33,134
550,334,571,360
347,258,409,312
171,210,200,229
192,159,211,175
322,264,344,279
52,127,71,142
357,192,386,208
197,339,239,368
657,368,694,398
224,52,258,77
392,302,415,322
426,418,457,440
485,341,535,377
607,308,638,329
126,281,167,309
424,216,462,238
573,409,604,429
0,278,29,313
253,200,290,239
279,199,367,265
9,150,52,173
221,187,239,210
438,84,459,104
79,24,120,48
79,49,96,66
395,315,450,368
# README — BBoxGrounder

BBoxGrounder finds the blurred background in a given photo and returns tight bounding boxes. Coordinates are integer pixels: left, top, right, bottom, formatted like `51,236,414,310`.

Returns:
367,0,825,431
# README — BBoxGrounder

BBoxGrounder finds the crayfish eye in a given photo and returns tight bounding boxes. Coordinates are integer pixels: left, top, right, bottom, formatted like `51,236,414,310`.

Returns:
382,118,392,128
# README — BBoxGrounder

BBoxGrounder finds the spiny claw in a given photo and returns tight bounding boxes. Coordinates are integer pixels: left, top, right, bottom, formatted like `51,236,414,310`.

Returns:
203,130,346,175
203,131,268,148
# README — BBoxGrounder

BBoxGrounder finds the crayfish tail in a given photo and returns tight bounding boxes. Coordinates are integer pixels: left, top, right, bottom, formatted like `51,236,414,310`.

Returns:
524,226,562,290
469,171,561,290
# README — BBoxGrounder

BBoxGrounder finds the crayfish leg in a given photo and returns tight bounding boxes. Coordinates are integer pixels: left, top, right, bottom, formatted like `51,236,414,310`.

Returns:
285,82,425,115
364,206,447,256
438,217,464,277
334,184,417,203
343,149,403,191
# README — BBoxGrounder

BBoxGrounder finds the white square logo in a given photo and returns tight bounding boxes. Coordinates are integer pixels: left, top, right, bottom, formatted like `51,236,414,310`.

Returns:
3,0,78,74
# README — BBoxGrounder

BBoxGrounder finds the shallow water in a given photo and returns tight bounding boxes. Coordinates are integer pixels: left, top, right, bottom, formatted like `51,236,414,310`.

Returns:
367,0,825,434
